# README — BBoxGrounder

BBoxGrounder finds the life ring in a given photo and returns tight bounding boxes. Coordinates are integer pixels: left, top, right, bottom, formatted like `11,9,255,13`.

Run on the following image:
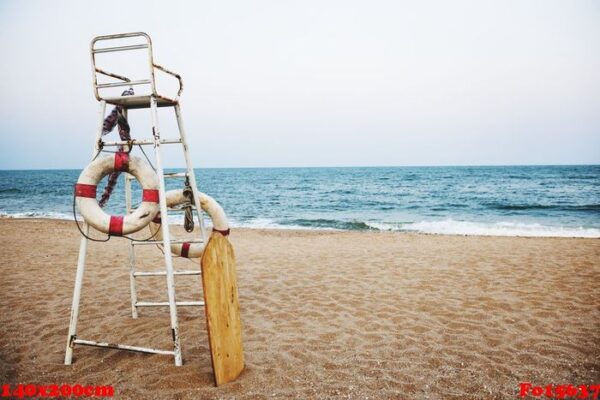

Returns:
148,189,229,258
75,152,160,235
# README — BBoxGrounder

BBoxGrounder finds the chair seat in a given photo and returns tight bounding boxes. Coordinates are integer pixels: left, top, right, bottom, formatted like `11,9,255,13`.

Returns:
103,94,178,109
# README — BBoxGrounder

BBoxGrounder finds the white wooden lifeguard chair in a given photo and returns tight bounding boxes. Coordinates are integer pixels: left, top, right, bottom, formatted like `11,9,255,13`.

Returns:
65,32,207,367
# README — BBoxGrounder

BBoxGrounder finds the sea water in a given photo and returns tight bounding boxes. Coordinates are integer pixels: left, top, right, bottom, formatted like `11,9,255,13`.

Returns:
0,165,598,237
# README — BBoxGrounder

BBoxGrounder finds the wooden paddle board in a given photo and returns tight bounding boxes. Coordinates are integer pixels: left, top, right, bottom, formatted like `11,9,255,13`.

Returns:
200,231,244,386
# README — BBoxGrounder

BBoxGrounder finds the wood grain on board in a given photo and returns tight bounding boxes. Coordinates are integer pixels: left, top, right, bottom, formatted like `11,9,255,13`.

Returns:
200,232,244,386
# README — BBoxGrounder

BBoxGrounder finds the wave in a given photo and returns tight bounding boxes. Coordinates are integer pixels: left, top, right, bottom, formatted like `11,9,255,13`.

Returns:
1,211,599,238
231,218,599,238
377,219,600,238
488,203,600,212
228,218,348,231
283,218,372,230
0,188,22,194
0,211,76,220
229,217,600,238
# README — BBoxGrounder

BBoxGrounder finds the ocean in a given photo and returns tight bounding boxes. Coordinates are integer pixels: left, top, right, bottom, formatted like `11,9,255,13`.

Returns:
0,165,599,237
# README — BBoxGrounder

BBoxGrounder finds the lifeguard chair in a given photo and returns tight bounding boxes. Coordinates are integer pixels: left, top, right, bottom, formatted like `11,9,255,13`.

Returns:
65,33,244,385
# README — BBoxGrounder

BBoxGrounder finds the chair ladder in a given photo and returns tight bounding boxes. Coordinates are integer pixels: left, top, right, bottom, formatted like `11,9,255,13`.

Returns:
124,170,205,318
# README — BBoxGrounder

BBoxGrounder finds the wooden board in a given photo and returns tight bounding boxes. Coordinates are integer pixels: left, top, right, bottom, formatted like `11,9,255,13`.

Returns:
200,232,245,386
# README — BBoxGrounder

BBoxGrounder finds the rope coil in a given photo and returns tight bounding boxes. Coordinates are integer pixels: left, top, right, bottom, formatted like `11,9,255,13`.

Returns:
183,179,195,233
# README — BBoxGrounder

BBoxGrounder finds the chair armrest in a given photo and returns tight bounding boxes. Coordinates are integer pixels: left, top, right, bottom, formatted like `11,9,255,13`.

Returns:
153,63,183,100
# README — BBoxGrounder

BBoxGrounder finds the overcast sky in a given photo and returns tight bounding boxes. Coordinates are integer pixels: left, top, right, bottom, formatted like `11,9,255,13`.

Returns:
0,0,598,169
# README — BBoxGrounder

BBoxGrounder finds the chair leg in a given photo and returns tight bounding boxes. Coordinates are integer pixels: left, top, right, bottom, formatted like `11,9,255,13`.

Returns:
150,96,183,366
65,100,107,365
64,228,89,365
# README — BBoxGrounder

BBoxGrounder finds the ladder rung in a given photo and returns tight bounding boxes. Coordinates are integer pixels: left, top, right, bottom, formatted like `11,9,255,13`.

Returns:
136,301,205,307
132,239,204,246
168,205,197,212
93,44,149,53
101,138,181,147
128,206,197,213
97,79,151,89
164,172,189,178
127,172,188,180
134,270,200,277
73,339,175,355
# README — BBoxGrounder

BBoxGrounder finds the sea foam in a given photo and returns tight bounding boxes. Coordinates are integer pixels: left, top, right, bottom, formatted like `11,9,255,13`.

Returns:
1,212,598,238
370,219,600,238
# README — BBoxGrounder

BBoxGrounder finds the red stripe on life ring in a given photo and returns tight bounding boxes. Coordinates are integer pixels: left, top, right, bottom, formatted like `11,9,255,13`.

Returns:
181,242,191,258
109,215,124,236
213,228,230,237
114,152,129,172
74,184,97,198
142,189,160,203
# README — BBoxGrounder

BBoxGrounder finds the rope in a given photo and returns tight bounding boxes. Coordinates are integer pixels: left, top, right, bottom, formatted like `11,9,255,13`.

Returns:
138,144,156,172
183,180,195,233
72,190,162,243
98,88,134,208
72,190,110,242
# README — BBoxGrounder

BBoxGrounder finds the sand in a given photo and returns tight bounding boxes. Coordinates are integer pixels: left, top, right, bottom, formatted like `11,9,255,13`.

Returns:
0,218,598,399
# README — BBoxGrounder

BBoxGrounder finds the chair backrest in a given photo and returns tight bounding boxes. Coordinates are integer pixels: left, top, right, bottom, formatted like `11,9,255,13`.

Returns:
91,32,182,102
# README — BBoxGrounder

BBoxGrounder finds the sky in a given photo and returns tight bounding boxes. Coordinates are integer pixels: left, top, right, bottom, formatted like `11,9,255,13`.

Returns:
0,0,598,169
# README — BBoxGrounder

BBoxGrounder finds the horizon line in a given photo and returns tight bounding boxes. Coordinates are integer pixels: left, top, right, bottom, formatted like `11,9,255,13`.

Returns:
1,162,599,171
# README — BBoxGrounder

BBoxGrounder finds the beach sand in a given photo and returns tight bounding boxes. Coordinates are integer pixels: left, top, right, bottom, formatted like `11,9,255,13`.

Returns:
0,218,598,399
